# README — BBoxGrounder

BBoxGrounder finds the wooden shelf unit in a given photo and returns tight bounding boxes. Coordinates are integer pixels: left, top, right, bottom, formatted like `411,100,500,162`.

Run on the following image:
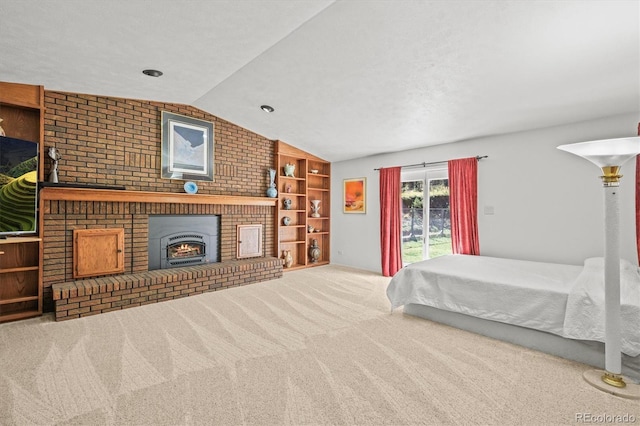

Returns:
0,81,45,322
276,141,331,270
0,237,43,322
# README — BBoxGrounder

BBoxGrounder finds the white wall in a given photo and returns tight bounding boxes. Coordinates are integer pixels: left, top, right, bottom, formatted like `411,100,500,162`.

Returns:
330,114,639,273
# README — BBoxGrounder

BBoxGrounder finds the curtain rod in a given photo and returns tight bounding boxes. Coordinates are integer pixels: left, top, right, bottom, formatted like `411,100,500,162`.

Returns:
374,155,488,171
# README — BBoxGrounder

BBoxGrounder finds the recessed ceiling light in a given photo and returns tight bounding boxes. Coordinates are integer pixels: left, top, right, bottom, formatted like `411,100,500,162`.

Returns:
143,69,163,77
260,105,274,113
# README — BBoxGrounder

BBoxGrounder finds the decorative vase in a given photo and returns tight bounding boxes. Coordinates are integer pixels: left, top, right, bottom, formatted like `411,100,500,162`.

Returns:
309,239,321,263
283,198,292,210
307,224,314,233
282,250,293,268
266,168,278,198
282,216,291,226
284,163,295,177
310,199,321,218
48,147,62,183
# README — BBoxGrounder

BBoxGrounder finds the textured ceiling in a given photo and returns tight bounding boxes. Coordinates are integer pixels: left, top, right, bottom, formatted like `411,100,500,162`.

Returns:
1,0,638,162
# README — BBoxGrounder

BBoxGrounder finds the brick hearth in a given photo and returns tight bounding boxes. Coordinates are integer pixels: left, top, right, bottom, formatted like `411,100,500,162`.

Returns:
51,257,282,321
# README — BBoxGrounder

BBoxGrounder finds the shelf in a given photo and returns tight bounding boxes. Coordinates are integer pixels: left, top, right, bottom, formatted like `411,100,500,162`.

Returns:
40,187,278,207
39,182,126,190
0,266,39,274
276,140,330,271
0,295,39,305
0,309,41,322
282,264,308,271
0,237,41,245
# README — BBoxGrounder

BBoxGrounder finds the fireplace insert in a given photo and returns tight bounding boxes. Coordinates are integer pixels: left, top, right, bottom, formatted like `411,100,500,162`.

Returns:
162,232,207,268
148,215,220,270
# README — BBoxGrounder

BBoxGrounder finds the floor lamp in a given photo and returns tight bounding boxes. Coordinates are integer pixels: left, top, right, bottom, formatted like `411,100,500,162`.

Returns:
558,136,640,399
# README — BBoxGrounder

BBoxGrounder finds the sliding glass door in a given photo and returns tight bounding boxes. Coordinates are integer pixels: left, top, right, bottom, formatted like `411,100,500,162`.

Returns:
401,167,451,265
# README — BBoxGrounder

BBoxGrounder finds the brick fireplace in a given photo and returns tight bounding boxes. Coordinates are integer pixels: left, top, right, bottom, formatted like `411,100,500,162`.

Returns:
40,188,280,319
39,89,285,320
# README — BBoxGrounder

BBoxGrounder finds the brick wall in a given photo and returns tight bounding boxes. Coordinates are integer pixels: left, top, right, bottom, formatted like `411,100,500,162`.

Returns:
41,91,279,313
44,91,274,194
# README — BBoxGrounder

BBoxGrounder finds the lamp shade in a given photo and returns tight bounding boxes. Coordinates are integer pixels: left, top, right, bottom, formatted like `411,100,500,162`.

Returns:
557,136,640,168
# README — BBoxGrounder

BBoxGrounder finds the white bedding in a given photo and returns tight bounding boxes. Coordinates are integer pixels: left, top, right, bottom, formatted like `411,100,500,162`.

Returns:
564,257,640,356
387,255,583,336
386,255,640,356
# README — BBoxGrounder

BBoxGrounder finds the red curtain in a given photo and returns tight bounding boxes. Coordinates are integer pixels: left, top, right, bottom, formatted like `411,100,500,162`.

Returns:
635,122,640,264
448,157,480,255
379,166,402,276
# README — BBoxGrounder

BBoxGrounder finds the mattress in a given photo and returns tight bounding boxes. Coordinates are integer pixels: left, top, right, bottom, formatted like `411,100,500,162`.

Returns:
387,255,582,336
386,254,640,356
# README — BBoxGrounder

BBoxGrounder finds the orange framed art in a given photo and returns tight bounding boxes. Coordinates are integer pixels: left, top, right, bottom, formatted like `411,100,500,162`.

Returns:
343,177,366,213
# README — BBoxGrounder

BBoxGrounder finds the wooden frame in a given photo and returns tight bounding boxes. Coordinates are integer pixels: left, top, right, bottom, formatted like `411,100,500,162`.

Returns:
161,111,214,182
343,177,366,214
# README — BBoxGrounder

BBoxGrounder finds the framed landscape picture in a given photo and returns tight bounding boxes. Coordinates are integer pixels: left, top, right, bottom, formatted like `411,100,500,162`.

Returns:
161,111,214,181
344,177,366,213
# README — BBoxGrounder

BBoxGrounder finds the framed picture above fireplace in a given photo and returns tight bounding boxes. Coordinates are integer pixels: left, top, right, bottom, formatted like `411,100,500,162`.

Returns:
161,111,214,181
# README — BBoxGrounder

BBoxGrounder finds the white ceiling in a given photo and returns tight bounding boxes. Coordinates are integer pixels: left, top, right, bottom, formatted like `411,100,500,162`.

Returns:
1,0,638,162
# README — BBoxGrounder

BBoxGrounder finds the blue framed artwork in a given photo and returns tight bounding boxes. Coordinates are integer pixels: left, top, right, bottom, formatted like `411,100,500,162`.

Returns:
161,111,214,181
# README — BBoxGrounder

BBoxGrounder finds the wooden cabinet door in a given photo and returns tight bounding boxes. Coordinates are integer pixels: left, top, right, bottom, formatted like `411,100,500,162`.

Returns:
73,229,124,279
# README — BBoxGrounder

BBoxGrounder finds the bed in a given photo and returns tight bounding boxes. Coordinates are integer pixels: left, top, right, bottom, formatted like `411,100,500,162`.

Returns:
386,255,640,381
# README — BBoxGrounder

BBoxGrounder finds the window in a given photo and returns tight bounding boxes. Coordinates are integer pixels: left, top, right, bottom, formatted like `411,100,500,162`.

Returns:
401,167,451,265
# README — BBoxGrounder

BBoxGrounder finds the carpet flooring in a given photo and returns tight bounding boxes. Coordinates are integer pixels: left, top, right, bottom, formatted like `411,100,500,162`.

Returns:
0,265,638,425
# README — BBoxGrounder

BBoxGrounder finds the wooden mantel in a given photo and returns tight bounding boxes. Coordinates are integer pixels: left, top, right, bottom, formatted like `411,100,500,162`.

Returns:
40,186,278,206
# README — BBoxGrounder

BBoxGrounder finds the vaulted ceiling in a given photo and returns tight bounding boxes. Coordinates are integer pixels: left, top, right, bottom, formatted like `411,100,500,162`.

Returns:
1,1,638,162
